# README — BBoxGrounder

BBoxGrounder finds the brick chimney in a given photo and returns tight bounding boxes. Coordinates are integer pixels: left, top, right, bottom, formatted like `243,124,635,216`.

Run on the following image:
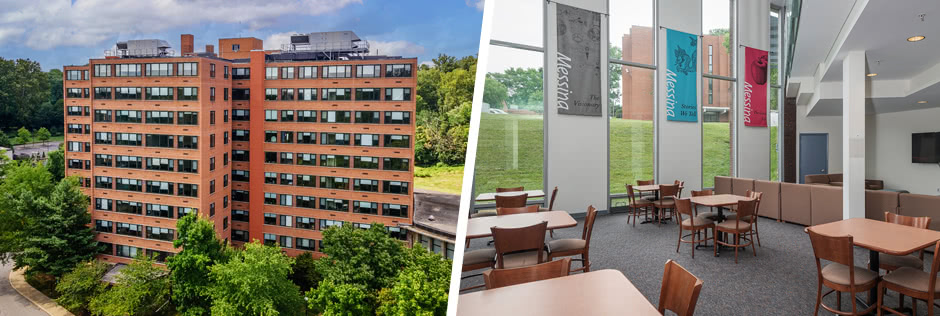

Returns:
181,34,194,56
205,44,214,54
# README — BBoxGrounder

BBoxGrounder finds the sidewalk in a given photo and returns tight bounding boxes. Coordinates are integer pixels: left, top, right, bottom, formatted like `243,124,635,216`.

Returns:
8,267,74,316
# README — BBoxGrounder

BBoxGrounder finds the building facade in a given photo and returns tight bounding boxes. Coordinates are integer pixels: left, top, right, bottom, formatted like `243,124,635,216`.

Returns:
64,33,416,264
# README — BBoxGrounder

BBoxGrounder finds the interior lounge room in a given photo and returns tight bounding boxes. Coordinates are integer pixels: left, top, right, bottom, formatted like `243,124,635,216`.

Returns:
460,0,940,315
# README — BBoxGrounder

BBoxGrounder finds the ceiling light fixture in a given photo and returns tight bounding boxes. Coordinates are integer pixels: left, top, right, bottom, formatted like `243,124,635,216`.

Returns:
908,35,926,42
918,101,928,104
867,73,878,77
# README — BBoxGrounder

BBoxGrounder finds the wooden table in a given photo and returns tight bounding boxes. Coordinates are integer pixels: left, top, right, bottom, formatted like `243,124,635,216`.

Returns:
809,218,940,305
457,269,660,316
688,194,751,221
633,184,683,224
465,211,577,239
475,189,545,202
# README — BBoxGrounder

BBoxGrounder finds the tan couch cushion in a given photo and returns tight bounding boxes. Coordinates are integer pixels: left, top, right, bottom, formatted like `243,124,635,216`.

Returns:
883,267,940,293
715,176,733,195
865,190,899,220
822,263,878,286
805,174,830,184
732,178,755,197
781,183,812,225
811,185,843,226
899,194,940,231
754,180,781,219
828,174,843,183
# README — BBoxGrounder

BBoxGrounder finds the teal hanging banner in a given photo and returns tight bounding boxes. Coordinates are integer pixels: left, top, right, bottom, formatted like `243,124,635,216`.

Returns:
665,28,699,122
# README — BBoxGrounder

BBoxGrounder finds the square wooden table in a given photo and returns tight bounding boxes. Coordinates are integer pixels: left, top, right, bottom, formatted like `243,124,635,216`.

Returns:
809,218,940,304
457,269,661,316
465,211,577,239
633,184,683,224
688,194,751,220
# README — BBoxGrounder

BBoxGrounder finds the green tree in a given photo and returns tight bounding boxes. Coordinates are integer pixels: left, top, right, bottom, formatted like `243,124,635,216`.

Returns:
208,242,304,316
46,146,65,182
483,75,508,109
608,45,623,117
488,67,544,110
36,127,51,145
0,161,55,263
414,54,476,166
0,58,50,130
88,254,172,316
376,246,451,316
16,127,32,147
709,28,731,52
16,176,97,277
307,224,407,315
167,214,228,316
289,252,321,293
55,260,108,313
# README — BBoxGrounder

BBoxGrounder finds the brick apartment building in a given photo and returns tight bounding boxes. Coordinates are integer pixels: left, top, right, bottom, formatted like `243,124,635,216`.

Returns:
63,31,416,264
620,26,732,122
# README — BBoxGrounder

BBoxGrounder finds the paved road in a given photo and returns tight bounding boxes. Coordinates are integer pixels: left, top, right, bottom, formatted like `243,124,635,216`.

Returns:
12,141,62,158
0,260,48,316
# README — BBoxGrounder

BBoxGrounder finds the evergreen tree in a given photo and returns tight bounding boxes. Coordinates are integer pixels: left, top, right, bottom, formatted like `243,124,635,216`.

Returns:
16,176,97,276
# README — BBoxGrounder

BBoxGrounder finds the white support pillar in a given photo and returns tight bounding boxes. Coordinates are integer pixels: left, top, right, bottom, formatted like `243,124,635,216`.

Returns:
842,51,866,219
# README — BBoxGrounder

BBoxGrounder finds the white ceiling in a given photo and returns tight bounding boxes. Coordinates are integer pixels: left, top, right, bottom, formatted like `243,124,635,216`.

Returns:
789,0,940,115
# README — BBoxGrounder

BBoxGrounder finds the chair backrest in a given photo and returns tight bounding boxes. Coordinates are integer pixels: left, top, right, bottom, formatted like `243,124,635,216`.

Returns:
491,221,548,269
547,186,559,211
483,258,572,290
627,184,639,204
885,212,931,230
675,180,686,197
927,241,940,296
496,186,524,193
746,190,763,214
806,228,856,272
581,206,598,245
675,198,694,218
638,179,655,186
660,184,679,198
658,259,704,316
733,199,759,228
497,205,540,216
495,193,528,208
691,189,714,197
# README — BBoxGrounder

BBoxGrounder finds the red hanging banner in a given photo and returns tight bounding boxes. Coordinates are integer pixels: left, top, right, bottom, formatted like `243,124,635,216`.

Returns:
743,46,768,127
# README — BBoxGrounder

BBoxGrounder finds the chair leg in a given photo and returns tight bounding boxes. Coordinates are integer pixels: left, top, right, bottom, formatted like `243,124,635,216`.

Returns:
836,291,841,311
713,230,719,257
734,233,740,264
899,293,904,311
751,232,757,257
582,252,590,272
754,221,762,247
676,227,682,253
877,283,884,316
814,278,822,316
691,229,696,259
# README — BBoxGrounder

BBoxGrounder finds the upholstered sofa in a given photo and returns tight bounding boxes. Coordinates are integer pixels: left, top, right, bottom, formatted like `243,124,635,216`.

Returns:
804,173,884,190
715,176,940,229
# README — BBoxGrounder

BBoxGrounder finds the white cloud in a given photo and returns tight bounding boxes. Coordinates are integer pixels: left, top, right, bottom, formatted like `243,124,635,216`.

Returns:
466,0,484,11
0,0,362,50
0,27,25,44
368,40,425,57
263,31,298,50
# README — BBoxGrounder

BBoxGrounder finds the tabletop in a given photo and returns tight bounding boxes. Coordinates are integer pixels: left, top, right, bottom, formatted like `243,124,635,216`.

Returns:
466,211,577,239
634,184,683,191
809,218,940,256
457,269,661,316
688,194,751,207
475,189,546,202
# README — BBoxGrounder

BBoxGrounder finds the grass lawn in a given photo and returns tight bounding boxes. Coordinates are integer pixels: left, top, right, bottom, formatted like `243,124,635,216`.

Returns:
414,165,465,195
10,135,64,146
474,113,777,194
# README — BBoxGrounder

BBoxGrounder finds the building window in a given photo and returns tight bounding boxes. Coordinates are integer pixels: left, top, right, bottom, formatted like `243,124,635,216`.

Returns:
384,111,411,124
66,70,82,80
280,88,294,101
321,111,351,123
319,177,349,190
383,181,409,195
114,133,142,146
94,132,112,145
279,195,293,207
265,67,278,79
146,87,173,100
232,230,249,242
296,175,316,188
354,134,379,147
233,190,249,202
115,222,143,237
232,170,249,182
297,110,317,122
146,204,173,218
383,135,410,148
320,133,350,146
115,155,143,168
177,207,198,218
385,64,412,77
322,65,351,78
232,150,249,162
145,63,172,76
145,134,174,148
146,226,175,241
210,87,216,101
114,87,142,100
319,154,349,168
146,111,173,124
319,219,344,230
94,87,112,99
296,196,316,208
177,183,198,197
297,88,317,101
146,180,174,195
354,156,379,169
224,65,229,79
95,198,112,211
94,176,113,189
177,87,198,101
210,64,216,78
280,67,294,79
94,64,111,77
355,111,381,124
385,88,412,101
178,159,198,173
115,64,141,77
355,88,381,101
296,153,316,165
115,245,141,258
383,204,408,218
177,62,198,76
296,217,315,230
178,136,198,149
232,109,250,120
280,110,294,122
319,198,349,212
265,88,278,100
115,110,141,123
115,200,143,215
95,154,113,167
146,157,174,171
67,88,83,98
279,152,293,164
356,64,381,78
353,179,379,192
354,201,379,215
232,68,250,80
298,66,317,78
232,210,249,222
232,44,240,51
323,88,351,101
95,220,113,233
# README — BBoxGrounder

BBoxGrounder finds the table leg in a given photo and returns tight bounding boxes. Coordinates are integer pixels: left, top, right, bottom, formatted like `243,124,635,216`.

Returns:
869,249,879,305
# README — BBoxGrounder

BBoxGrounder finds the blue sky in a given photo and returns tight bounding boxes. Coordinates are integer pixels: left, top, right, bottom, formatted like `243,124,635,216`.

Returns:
0,0,484,71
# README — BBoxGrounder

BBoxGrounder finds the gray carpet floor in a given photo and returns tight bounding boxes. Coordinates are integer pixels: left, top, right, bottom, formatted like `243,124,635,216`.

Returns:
460,210,937,315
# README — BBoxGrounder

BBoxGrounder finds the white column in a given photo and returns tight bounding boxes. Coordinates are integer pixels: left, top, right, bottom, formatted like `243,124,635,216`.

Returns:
842,51,866,219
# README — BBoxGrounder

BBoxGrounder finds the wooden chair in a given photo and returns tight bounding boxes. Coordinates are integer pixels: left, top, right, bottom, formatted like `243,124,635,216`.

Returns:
728,190,764,247
460,248,497,292
654,184,680,225
881,212,931,271
674,180,686,198
714,199,758,263
496,186,524,193
491,221,548,269
658,259,704,316
548,206,597,273
637,179,657,201
878,241,940,316
494,193,528,208
538,186,559,237
692,189,716,219
675,198,714,258
482,258,571,290
806,228,879,316
627,184,654,227
496,205,539,216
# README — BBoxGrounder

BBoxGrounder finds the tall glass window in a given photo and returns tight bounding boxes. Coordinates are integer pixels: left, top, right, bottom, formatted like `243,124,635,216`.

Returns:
769,6,783,181
702,0,734,188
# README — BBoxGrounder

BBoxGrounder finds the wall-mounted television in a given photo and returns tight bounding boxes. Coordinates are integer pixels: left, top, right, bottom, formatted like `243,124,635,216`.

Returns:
912,132,940,163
